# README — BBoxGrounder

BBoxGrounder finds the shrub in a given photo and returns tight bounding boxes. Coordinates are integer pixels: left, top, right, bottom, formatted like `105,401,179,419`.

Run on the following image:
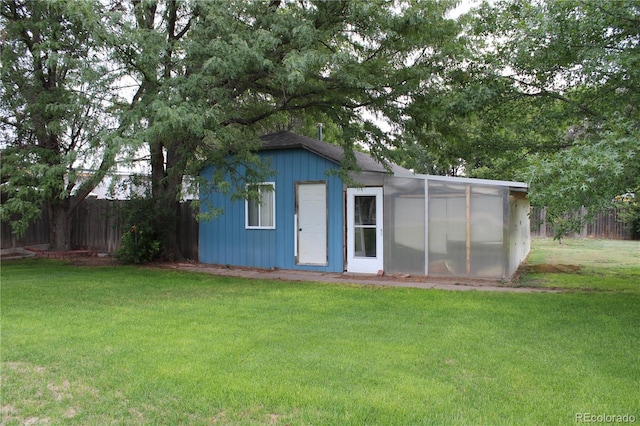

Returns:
616,193,640,239
116,198,162,264
117,223,161,264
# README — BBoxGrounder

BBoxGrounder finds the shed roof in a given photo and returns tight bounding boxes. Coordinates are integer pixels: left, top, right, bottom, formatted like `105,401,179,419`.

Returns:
259,131,527,191
260,130,412,175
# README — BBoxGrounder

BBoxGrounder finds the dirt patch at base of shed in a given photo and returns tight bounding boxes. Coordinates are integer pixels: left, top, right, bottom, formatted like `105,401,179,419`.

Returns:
521,264,583,274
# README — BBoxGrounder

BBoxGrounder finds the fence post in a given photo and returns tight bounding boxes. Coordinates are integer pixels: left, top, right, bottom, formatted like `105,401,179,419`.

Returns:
580,206,588,238
540,207,547,238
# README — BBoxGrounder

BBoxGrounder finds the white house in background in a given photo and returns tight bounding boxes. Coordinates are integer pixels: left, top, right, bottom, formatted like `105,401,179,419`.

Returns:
81,172,196,201
80,171,149,200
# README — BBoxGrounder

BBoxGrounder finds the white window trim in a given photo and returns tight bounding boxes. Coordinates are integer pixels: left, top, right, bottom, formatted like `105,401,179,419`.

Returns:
245,182,276,229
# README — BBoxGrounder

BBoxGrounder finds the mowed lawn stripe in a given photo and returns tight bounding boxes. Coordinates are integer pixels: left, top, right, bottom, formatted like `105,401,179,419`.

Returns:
2,258,639,425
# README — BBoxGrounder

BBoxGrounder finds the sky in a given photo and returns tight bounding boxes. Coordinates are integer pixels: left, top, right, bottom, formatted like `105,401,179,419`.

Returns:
448,0,480,19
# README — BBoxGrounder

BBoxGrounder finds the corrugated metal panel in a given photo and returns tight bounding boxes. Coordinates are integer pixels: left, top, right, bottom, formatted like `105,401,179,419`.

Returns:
199,149,344,272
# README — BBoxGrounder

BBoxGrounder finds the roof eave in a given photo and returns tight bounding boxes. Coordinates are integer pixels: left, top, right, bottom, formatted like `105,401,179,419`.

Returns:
418,174,529,191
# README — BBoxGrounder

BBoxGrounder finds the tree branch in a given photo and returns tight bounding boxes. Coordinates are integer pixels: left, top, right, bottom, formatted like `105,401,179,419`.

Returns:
502,75,601,118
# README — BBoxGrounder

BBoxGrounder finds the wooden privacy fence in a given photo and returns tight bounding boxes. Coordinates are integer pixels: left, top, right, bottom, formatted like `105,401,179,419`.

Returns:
1,210,50,250
530,206,630,239
1,199,199,260
70,200,126,254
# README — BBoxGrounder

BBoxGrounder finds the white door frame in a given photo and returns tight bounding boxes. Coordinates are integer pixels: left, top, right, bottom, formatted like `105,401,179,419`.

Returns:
295,182,328,265
346,187,383,273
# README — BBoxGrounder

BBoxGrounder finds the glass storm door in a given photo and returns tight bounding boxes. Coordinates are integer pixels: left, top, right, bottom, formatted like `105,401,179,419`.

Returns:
346,187,383,273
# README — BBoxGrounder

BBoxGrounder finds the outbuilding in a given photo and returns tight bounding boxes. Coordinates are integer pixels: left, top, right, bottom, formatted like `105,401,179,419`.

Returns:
199,131,530,280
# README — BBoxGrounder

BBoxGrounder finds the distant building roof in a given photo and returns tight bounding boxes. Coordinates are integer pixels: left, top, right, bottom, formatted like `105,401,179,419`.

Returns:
260,130,413,176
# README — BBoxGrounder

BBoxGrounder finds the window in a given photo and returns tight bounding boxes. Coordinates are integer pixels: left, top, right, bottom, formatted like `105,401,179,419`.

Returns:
246,183,275,229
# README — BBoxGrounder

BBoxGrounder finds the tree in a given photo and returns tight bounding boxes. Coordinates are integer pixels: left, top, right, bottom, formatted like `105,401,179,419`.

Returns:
112,0,464,259
0,0,123,250
449,0,640,238
104,0,200,260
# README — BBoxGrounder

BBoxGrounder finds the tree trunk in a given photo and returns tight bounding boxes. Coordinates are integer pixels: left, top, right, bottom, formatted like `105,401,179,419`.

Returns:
150,140,186,262
157,194,183,262
47,200,72,251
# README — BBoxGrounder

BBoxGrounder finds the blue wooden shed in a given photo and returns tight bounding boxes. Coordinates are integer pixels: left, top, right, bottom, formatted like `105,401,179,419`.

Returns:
199,131,531,279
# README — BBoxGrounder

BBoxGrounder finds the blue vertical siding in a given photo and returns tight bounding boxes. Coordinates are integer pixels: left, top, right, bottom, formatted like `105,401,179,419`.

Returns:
199,148,345,272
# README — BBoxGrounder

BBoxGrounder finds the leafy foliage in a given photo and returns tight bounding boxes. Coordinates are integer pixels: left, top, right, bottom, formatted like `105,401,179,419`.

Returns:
452,0,640,239
4,0,638,249
525,116,640,239
109,0,465,258
115,197,162,264
616,193,640,239
0,0,123,248
117,226,161,265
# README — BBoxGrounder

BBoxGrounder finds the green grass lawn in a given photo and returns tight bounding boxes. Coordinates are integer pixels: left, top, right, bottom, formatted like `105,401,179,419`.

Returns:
519,238,640,291
2,239,639,425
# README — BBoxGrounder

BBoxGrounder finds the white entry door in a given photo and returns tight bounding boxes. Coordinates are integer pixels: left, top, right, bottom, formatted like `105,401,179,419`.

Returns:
296,182,328,265
347,187,383,273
